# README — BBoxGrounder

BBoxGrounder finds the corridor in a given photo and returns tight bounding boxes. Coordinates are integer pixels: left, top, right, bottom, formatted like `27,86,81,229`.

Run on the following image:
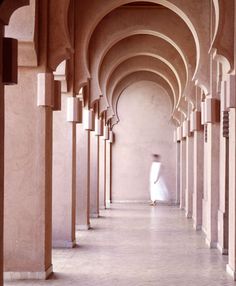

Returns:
5,204,236,286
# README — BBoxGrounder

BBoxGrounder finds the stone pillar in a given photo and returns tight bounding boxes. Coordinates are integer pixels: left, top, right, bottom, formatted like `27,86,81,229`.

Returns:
0,25,4,286
227,108,236,279
90,131,99,218
4,71,53,279
76,125,90,230
180,139,186,210
175,142,180,205
105,140,111,208
52,94,76,247
99,135,106,209
192,130,204,230
205,122,220,248
217,111,229,254
185,135,194,218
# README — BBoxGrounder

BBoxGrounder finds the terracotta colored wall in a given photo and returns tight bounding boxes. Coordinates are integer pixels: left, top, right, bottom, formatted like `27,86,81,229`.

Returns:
112,81,176,202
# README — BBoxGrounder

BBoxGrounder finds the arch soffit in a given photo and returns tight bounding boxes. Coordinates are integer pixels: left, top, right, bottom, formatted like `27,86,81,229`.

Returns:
110,71,174,124
99,65,176,118
75,0,204,91
103,52,182,109
105,55,179,110
5,0,38,67
89,8,197,101
0,0,29,25
210,0,234,72
98,34,187,105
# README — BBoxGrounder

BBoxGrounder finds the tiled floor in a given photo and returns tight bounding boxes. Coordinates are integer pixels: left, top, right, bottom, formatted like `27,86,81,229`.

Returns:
4,204,236,285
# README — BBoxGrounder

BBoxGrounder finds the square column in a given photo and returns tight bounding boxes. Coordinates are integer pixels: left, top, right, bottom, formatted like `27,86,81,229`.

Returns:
90,131,99,218
180,139,186,210
227,108,236,279
4,70,53,279
0,26,4,286
192,130,204,230
99,136,106,210
105,141,111,208
76,125,90,230
185,136,194,218
175,142,180,205
217,111,229,254
205,123,220,248
52,94,76,248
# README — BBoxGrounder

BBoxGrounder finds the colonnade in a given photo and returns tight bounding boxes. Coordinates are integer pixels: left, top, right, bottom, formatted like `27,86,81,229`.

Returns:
0,0,236,284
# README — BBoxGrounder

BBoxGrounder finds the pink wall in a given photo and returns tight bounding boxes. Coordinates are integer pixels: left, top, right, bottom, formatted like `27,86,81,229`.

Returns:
112,81,176,203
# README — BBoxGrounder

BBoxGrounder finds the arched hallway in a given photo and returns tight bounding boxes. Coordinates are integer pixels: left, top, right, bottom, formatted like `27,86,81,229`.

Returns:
4,204,236,286
1,1,236,285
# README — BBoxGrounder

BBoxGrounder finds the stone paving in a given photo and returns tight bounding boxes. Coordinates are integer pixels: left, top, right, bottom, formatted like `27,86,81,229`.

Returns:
4,204,236,285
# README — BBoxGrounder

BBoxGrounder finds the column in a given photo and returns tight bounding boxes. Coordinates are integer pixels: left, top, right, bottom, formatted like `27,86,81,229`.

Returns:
180,139,186,210
205,122,220,248
52,94,76,248
175,142,180,205
227,108,236,279
90,131,99,218
99,135,106,209
217,111,229,254
105,140,111,208
0,25,4,286
185,135,194,218
4,71,53,279
192,130,204,230
76,125,90,230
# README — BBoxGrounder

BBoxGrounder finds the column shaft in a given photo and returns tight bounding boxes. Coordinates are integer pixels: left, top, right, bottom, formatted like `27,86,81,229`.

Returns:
185,136,194,218
192,130,204,230
205,123,220,248
99,136,106,209
180,139,186,209
52,95,76,247
217,125,229,254
76,125,90,230
105,141,111,208
4,69,53,279
90,132,99,218
175,142,180,205
227,108,236,279
0,25,4,286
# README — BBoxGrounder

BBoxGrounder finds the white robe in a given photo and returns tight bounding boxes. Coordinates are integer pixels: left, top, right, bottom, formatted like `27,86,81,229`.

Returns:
149,162,168,202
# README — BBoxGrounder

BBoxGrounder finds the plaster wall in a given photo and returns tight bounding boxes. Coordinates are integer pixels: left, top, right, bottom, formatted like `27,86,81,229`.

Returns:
112,81,176,202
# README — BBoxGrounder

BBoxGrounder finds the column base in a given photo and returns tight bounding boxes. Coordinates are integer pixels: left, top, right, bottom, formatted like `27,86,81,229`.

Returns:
76,224,90,231
193,223,202,231
227,264,236,280
90,213,99,218
185,211,192,219
205,237,217,249
217,243,228,255
53,240,76,248
4,265,53,280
